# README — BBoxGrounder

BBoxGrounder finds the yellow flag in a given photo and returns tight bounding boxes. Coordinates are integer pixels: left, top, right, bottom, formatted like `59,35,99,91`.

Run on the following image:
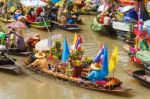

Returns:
109,47,118,72
73,32,77,46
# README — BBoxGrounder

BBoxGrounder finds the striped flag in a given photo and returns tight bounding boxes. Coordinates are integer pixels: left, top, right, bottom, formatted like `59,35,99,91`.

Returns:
93,44,105,65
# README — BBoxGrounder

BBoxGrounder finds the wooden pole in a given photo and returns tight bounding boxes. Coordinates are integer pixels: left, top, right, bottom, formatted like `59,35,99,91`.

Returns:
5,54,42,83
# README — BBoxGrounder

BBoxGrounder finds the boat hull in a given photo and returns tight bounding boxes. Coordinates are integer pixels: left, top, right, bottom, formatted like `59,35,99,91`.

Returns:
26,66,131,93
0,59,22,74
126,70,150,88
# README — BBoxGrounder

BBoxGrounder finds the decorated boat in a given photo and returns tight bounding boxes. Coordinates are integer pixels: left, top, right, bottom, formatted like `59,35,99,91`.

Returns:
126,70,150,88
24,35,131,93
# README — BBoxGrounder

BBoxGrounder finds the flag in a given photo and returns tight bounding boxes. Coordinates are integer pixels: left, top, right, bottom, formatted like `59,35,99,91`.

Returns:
73,32,77,46
147,25,150,36
75,35,82,50
61,37,70,63
101,45,108,77
109,47,118,72
93,44,104,65
138,8,144,32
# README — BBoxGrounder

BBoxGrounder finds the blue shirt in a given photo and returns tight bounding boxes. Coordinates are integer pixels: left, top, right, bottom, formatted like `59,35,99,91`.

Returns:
87,70,105,83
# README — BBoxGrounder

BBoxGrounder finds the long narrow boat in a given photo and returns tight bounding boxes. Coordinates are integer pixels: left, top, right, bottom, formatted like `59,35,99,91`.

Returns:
0,58,21,74
26,20,51,30
24,61,131,93
51,21,80,31
0,18,15,23
29,24,51,30
126,70,150,88
8,48,32,56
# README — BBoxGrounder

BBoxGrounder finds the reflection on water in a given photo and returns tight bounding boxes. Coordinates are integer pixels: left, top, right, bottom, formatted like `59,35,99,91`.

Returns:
0,16,150,99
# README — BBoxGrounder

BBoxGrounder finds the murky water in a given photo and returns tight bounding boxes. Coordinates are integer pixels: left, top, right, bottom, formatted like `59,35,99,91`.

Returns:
0,16,149,99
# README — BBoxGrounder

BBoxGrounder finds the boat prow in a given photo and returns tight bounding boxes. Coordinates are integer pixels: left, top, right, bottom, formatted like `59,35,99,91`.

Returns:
125,70,150,88
0,59,22,74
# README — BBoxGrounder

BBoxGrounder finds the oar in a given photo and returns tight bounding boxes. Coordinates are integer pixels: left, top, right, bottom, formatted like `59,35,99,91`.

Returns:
4,54,42,83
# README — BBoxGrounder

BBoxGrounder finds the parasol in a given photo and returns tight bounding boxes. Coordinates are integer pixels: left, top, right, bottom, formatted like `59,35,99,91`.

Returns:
35,39,52,51
7,21,27,29
20,0,47,7
35,34,62,51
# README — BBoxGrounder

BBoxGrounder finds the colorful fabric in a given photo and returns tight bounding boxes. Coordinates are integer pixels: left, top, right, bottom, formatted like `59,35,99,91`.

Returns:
109,47,118,72
140,39,149,51
101,45,108,77
136,51,150,64
93,44,104,65
61,38,70,63
91,17,104,32
87,70,105,83
75,35,82,49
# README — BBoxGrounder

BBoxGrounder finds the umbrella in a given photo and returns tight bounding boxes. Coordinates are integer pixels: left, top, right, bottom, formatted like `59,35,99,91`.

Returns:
35,39,52,51
20,0,47,7
7,21,27,29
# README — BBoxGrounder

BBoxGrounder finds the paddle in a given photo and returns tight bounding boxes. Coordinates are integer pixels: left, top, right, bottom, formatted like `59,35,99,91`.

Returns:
4,54,42,83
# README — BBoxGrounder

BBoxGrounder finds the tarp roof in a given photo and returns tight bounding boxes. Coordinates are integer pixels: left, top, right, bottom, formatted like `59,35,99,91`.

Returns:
20,0,47,7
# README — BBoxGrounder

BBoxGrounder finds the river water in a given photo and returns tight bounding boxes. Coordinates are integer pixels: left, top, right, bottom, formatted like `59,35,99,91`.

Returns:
0,15,149,99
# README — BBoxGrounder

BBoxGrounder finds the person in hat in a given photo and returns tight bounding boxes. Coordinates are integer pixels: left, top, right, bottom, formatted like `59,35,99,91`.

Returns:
28,51,49,70
15,30,26,51
87,63,105,82
27,34,40,50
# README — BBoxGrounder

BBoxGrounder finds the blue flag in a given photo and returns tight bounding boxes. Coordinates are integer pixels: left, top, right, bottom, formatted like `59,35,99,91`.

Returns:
101,45,108,77
51,0,60,4
61,38,70,63
147,25,150,36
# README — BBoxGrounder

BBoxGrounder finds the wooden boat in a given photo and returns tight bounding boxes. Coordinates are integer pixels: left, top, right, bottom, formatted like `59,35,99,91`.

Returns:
51,21,80,31
8,48,32,56
26,20,51,29
143,64,150,74
26,20,50,26
126,70,150,88
0,58,21,74
29,24,51,30
0,18,15,23
23,61,131,93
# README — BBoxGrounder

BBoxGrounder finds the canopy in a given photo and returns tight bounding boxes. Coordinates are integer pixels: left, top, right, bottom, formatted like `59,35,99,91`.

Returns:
20,0,47,7
143,19,150,29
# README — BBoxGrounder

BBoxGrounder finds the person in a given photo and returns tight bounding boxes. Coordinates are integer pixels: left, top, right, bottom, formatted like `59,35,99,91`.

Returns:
15,30,26,50
27,8,36,22
14,10,23,20
27,34,40,49
87,63,105,83
36,6,43,16
28,51,49,70
7,27,26,50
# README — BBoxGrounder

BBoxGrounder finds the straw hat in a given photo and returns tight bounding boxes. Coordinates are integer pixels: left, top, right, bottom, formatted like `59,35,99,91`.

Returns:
35,51,46,59
33,34,40,40
91,63,101,70
72,15,77,19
